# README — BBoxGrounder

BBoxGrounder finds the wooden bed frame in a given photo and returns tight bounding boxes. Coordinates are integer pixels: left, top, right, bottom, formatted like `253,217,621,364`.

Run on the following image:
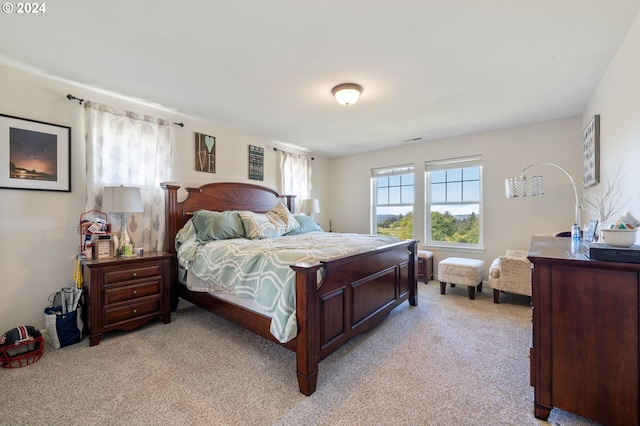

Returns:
161,181,418,395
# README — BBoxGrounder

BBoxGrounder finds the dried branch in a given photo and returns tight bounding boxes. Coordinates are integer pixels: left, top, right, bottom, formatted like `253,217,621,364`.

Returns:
583,167,631,224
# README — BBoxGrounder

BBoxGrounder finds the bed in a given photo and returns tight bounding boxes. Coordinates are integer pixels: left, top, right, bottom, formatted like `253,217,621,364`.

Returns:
161,181,418,395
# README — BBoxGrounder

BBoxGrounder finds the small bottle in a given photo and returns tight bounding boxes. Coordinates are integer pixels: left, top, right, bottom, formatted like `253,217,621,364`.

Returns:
571,223,581,242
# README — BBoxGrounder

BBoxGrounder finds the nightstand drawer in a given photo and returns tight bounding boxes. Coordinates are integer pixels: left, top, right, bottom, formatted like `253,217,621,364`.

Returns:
103,297,161,326
103,264,161,285
103,280,161,306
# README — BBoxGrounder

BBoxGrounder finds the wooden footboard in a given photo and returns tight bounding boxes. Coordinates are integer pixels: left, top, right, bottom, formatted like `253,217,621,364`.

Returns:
292,240,417,395
161,182,417,395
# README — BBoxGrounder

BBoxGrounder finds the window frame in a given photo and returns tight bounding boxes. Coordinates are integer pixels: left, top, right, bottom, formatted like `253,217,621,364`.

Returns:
425,156,483,250
371,164,415,237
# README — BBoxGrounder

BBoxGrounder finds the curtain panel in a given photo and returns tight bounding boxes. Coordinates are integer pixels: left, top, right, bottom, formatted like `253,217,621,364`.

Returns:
84,101,173,252
276,150,312,213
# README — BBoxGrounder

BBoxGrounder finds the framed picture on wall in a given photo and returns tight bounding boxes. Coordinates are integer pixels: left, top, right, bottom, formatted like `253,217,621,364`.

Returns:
583,114,600,188
248,145,264,181
195,132,216,173
0,114,71,192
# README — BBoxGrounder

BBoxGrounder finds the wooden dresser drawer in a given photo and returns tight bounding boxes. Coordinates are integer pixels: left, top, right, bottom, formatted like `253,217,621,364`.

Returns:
103,264,162,285
103,297,161,327
103,280,161,306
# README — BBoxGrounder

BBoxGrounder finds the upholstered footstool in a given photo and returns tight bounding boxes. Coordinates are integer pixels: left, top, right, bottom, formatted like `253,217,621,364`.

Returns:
438,257,485,300
417,250,434,281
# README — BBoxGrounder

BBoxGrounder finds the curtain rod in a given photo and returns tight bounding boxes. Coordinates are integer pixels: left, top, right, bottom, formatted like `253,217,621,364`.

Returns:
66,94,184,127
273,147,314,160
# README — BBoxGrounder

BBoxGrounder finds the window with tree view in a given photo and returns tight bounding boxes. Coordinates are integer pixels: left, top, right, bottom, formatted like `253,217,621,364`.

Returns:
426,156,482,247
372,165,414,240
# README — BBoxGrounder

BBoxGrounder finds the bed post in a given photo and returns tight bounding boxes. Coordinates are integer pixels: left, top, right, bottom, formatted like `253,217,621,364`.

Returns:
291,261,323,396
160,182,180,255
283,195,296,214
408,240,418,306
160,182,181,311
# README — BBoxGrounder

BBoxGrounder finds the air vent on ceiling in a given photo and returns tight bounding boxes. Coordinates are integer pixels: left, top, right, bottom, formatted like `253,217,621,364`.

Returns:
402,137,422,143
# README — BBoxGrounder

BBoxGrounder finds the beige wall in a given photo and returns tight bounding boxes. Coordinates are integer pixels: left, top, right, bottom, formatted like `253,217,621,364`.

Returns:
329,117,583,270
583,12,640,236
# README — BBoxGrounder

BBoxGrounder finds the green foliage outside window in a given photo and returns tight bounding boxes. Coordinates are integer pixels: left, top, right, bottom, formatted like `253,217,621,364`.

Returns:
377,212,414,240
430,211,479,243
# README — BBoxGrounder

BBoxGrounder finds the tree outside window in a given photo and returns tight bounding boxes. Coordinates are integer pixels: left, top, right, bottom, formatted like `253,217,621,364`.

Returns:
372,165,414,240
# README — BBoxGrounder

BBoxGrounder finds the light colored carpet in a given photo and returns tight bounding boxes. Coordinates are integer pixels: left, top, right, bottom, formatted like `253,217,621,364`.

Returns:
1,282,601,425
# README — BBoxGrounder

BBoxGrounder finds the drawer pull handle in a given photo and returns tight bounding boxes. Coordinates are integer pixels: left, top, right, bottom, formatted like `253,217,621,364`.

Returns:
132,272,137,278
133,309,138,314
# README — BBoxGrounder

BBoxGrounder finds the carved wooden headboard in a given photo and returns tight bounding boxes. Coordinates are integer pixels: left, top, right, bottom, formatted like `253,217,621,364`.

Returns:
160,182,295,254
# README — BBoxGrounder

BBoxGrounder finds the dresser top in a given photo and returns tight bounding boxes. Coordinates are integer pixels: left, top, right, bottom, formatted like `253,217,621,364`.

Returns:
528,236,640,271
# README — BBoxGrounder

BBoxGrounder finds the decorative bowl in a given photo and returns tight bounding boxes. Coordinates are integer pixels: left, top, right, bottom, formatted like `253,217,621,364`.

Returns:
601,228,638,248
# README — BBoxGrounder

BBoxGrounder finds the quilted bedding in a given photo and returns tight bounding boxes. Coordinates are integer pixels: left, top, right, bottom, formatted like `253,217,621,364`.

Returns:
176,222,400,343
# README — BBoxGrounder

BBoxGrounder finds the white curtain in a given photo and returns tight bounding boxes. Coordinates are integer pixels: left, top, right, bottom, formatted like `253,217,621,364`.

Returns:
84,101,173,252
276,150,311,213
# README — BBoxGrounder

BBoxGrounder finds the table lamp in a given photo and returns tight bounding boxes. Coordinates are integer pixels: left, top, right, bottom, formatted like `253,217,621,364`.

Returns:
301,198,320,220
102,186,144,255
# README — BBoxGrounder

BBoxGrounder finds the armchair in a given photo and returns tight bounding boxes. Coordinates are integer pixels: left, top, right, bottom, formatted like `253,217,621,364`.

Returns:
489,249,532,303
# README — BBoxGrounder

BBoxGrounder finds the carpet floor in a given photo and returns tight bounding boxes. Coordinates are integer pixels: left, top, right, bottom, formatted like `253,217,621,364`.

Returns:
1,281,601,425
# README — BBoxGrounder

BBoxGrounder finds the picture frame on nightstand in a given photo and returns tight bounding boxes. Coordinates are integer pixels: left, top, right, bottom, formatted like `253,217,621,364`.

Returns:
94,238,113,260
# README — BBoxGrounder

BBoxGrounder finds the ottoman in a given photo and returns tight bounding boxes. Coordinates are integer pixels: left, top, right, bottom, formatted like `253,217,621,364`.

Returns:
417,250,434,281
438,257,485,300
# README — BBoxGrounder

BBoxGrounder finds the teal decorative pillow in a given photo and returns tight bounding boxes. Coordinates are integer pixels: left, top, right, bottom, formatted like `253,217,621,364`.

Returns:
191,210,245,242
285,214,324,235
239,211,280,239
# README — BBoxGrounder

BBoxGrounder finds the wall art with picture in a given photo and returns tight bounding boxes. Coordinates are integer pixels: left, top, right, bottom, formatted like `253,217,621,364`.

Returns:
195,132,216,173
0,114,71,192
583,114,600,188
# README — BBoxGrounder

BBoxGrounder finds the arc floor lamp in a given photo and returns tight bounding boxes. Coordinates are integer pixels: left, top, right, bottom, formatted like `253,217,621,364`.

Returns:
505,162,581,229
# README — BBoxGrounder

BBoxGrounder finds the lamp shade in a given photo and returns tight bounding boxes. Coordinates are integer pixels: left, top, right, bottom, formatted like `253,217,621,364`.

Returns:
505,175,544,198
332,83,362,106
102,186,144,213
301,198,320,214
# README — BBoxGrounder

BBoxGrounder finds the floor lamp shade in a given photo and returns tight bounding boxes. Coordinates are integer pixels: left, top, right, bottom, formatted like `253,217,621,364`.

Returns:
505,162,581,229
505,175,544,198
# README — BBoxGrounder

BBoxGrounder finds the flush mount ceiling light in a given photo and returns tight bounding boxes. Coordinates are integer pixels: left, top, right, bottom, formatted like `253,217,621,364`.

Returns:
332,83,363,106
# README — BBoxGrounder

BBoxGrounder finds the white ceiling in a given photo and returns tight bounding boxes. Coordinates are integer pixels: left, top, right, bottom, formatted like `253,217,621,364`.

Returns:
1,1,638,157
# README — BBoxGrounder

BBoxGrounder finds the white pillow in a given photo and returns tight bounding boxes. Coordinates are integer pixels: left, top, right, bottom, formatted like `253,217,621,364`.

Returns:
266,202,300,234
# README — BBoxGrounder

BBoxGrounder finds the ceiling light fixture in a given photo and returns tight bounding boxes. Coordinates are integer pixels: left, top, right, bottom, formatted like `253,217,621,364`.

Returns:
332,83,363,106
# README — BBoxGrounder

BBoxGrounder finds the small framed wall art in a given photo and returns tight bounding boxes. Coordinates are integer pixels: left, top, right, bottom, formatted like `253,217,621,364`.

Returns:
195,132,216,173
0,114,71,192
583,114,600,188
248,145,264,181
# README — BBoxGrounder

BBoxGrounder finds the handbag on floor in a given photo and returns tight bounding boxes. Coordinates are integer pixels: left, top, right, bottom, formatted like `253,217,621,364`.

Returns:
44,289,83,348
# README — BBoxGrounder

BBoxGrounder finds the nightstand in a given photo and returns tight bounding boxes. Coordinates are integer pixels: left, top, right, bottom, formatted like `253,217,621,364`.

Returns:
82,252,172,346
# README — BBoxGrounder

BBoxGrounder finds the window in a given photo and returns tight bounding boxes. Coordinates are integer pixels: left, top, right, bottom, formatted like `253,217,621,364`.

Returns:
425,156,482,247
371,165,414,239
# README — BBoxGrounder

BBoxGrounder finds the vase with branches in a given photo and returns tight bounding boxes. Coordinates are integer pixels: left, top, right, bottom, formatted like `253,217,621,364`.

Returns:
583,167,631,237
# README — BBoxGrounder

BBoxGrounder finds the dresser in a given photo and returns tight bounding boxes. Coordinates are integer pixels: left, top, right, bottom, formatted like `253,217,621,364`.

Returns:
82,252,172,346
528,236,639,425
